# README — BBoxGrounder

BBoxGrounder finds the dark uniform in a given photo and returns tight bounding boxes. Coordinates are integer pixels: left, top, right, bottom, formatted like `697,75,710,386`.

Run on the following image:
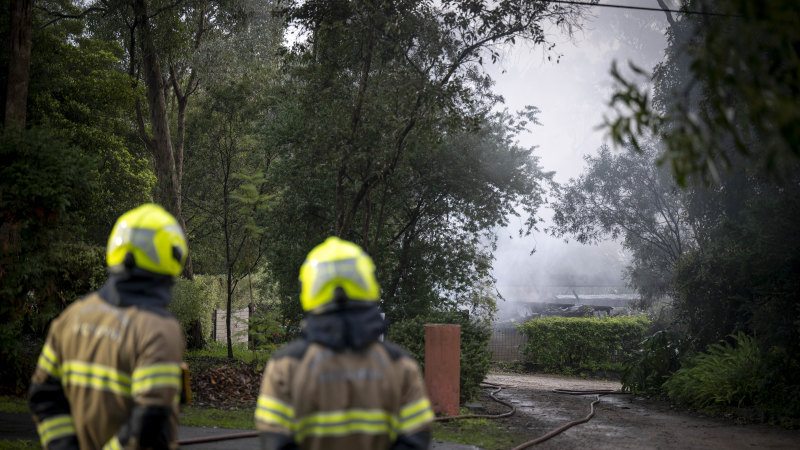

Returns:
28,203,188,450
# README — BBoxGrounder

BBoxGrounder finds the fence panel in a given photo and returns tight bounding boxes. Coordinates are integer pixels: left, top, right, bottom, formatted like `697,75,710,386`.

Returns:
212,308,249,344
488,323,527,362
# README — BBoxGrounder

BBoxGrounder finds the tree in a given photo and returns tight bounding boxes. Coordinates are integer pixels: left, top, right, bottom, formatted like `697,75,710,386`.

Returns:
262,0,592,325
0,5,155,392
550,144,696,306
79,0,263,278
605,0,800,185
3,0,33,131
183,22,282,353
184,79,275,357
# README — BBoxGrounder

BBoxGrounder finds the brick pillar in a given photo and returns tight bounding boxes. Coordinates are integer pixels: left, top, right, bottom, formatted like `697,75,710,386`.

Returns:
424,324,460,416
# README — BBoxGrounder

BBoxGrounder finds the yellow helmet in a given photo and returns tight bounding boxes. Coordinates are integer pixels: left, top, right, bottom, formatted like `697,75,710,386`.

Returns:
299,237,380,313
106,203,188,276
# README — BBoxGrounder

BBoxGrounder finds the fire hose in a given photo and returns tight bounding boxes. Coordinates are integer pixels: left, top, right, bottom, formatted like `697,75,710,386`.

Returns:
177,384,628,448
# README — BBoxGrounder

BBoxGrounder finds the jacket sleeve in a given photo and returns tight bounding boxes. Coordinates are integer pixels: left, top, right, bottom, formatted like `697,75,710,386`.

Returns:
29,333,79,450
109,315,184,449
255,356,297,450
393,356,435,450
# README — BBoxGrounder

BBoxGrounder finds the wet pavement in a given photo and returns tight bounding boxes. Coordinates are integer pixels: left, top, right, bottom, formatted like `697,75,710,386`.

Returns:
0,412,481,449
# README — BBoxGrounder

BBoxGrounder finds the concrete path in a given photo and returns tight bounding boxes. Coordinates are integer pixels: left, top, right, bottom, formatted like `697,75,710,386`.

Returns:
1,412,480,449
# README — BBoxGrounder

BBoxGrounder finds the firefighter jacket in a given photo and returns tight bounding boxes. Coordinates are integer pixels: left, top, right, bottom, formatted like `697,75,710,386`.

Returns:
255,305,434,450
28,271,185,450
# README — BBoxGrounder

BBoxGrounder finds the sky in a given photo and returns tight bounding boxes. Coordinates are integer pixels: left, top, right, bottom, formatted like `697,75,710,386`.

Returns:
485,0,677,308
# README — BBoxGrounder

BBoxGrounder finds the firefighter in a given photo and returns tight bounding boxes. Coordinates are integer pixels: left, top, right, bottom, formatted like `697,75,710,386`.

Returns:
255,237,434,450
28,203,188,449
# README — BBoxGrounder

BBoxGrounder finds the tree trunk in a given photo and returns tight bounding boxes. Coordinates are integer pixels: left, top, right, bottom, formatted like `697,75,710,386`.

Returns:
133,0,193,278
186,319,205,350
4,0,33,131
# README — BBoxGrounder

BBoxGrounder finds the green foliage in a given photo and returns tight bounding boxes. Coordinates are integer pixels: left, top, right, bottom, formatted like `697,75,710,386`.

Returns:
0,127,98,394
0,440,39,449
621,329,691,395
605,0,800,185
28,17,154,242
180,404,256,429
387,311,493,403
517,316,651,374
170,277,217,345
664,333,765,410
0,395,29,414
248,306,284,355
433,416,529,450
550,144,695,307
185,341,266,365
672,177,800,352
264,0,588,329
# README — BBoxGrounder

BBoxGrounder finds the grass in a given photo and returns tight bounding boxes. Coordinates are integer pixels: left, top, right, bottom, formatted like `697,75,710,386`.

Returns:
0,395,28,414
180,405,256,429
185,341,272,366
434,417,530,450
0,441,39,449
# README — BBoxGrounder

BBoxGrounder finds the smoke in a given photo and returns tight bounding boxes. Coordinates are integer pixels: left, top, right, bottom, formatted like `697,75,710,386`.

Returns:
491,229,630,321
484,1,670,322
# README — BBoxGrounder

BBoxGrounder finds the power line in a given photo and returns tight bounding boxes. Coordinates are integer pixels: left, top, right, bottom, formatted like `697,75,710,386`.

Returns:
543,0,736,18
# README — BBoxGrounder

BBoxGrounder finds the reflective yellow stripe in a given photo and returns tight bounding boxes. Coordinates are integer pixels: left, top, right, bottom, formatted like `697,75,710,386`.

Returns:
296,409,398,442
400,397,431,418
132,363,182,394
37,414,76,447
38,344,61,378
398,397,434,433
61,361,131,396
103,435,122,450
255,395,295,429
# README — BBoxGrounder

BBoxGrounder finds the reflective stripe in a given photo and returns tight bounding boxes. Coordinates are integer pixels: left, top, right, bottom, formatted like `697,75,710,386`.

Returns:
37,344,61,378
132,363,182,394
255,395,295,430
37,414,76,447
61,361,132,396
296,409,398,442
398,397,434,433
103,435,123,450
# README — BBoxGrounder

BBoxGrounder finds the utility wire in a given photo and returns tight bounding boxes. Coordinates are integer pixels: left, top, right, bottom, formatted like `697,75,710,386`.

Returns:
542,0,738,18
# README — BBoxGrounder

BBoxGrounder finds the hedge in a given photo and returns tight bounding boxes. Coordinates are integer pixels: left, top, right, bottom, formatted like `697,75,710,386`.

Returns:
517,315,650,374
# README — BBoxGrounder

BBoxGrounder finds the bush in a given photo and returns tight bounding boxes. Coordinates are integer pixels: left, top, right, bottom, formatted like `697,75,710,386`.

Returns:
170,277,216,347
664,332,765,410
387,311,492,403
621,329,692,394
517,315,651,374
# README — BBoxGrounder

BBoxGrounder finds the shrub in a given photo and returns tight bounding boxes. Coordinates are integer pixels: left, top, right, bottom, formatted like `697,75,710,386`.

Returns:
517,315,651,374
170,277,216,347
621,329,692,394
664,332,765,410
387,311,492,403
249,304,284,355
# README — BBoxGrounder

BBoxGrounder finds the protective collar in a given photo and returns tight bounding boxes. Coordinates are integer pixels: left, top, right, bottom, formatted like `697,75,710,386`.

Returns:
302,305,386,351
98,269,174,309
